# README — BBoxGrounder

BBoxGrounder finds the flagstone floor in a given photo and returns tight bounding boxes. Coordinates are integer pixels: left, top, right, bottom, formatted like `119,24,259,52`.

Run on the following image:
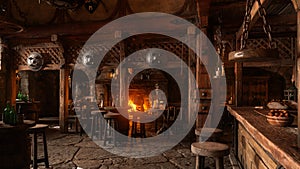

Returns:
32,124,238,169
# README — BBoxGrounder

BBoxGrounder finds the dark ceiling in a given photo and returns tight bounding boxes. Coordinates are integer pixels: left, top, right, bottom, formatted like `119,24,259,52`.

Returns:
0,0,297,42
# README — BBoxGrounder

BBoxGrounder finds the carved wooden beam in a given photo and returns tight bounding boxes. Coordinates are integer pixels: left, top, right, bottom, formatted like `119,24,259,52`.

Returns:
291,0,300,11
195,0,211,27
236,0,272,41
296,3,300,148
6,14,195,41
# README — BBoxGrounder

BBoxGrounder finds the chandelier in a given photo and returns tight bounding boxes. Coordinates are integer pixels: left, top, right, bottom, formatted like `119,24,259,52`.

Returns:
39,0,107,13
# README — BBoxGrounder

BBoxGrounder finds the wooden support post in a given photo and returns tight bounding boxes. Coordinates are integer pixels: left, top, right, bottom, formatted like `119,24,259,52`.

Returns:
8,45,17,107
10,67,16,107
64,69,70,132
234,62,243,107
187,26,196,124
297,9,300,148
290,0,300,149
59,69,66,132
115,31,127,107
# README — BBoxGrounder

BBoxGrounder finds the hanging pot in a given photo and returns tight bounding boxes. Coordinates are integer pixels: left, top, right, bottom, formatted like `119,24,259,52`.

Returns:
228,48,279,62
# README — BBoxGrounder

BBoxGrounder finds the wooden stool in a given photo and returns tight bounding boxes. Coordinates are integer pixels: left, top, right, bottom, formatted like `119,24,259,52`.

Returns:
28,124,49,169
103,112,120,146
67,115,80,133
195,128,223,141
131,121,146,138
91,110,106,140
191,142,229,169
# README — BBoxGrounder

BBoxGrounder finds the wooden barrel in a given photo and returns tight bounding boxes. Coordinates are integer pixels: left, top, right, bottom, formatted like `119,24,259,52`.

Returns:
0,123,31,169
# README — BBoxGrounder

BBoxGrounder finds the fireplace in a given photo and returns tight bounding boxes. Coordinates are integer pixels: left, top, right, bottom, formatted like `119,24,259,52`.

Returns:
128,69,168,113
128,89,149,112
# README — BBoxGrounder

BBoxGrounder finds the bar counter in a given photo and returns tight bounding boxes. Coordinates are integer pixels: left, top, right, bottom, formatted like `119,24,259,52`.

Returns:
227,106,300,169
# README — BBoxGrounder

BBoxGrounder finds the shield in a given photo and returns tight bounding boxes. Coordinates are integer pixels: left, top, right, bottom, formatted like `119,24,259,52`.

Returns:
84,0,99,13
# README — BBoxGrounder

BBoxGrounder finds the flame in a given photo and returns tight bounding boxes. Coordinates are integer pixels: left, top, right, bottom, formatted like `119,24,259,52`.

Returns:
128,97,148,112
128,99,137,112
143,104,148,112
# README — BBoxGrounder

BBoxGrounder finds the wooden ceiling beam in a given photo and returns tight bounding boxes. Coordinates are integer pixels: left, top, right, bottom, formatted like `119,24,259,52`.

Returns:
291,0,300,11
236,0,272,41
5,15,195,41
210,1,246,10
226,59,294,68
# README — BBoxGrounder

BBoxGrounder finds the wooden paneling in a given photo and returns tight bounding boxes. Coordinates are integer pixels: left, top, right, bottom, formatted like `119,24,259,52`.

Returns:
196,62,211,128
228,106,300,169
242,76,268,106
238,124,278,169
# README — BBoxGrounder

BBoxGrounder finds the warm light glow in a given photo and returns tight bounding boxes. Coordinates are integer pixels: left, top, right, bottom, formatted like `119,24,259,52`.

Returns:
128,99,148,112
143,104,148,112
128,99,137,112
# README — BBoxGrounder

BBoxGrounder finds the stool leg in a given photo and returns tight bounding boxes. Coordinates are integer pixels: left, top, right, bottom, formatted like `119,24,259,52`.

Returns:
195,156,205,169
112,120,116,146
141,123,146,138
75,117,79,133
42,132,49,168
33,133,38,169
91,116,95,139
132,121,136,137
103,119,108,146
215,157,224,169
98,117,103,140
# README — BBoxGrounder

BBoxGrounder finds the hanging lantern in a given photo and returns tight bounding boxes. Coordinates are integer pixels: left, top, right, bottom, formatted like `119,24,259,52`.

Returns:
228,0,279,62
229,48,279,62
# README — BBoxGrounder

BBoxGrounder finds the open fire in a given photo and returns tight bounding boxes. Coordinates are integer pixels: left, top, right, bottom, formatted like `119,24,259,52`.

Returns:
128,98,149,112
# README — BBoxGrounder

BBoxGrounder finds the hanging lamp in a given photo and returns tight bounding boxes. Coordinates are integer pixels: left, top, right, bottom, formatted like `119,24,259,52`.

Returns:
229,0,279,62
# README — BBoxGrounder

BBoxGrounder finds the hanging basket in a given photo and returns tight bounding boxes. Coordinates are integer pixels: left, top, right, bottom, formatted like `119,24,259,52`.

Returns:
228,48,279,62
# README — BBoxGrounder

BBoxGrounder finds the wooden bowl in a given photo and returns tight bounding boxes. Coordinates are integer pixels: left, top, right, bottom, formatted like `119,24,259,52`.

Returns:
266,115,294,127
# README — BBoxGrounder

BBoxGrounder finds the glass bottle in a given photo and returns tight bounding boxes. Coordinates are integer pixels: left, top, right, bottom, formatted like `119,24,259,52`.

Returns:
8,106,17,125
3,101,11,124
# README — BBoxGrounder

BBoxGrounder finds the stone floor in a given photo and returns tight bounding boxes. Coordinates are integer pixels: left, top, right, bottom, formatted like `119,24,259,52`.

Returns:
33,124,238,169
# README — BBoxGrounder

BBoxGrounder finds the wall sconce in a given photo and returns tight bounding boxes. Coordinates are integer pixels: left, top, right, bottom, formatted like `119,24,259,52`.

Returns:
109,69,115,79
16,72,21,81
68,75,72,88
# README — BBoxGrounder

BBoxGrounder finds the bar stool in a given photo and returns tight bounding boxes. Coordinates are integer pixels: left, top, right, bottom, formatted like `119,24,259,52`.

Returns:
103,112,120,146
67,115,80,133
191,142,229,169
28,124,49,169
91,110,106,140
131,121,146,138
195,128,223,141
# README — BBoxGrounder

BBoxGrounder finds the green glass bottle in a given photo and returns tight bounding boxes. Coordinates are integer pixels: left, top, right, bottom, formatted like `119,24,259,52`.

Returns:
8,106,17,125
3,101,11,124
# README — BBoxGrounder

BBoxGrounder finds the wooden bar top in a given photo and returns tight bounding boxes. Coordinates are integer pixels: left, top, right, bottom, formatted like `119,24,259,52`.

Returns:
227,106,300,169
